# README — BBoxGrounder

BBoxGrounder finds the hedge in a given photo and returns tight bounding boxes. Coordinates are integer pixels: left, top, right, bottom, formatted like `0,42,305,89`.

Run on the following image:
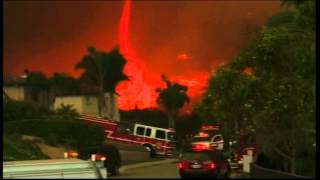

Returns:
3,134,49,161
4,119,105,150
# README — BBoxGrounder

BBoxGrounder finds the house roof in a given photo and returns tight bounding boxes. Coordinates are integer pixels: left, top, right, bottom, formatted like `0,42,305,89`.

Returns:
3,74,26,86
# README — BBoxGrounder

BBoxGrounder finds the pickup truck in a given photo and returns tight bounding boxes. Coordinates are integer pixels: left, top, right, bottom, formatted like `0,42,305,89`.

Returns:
3,158,107,179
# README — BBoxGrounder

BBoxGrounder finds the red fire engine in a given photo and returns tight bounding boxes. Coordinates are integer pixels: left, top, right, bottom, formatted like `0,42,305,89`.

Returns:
79,114,176,157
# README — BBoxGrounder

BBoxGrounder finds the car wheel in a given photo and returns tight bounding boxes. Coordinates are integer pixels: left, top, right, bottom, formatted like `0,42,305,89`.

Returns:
143,144,156,158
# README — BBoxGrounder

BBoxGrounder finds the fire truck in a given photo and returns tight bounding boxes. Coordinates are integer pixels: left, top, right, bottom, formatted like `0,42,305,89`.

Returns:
79,114,176,157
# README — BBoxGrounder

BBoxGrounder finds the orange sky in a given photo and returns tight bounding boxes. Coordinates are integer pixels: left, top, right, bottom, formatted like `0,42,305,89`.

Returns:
4,0,281,110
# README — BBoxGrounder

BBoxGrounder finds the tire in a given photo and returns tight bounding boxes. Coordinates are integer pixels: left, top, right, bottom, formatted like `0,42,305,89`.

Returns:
143,144,156,158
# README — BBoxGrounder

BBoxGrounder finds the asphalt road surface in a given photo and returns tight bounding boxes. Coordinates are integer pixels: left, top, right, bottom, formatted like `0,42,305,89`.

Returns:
112,160,180,178
112,160,243,179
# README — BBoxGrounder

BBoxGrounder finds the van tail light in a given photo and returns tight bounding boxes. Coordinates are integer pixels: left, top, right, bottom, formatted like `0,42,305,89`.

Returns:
178,161,189,170
203,161,216,170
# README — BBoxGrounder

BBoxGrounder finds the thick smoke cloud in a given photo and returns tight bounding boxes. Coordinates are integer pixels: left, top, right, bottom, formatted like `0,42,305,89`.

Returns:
4,1,280,110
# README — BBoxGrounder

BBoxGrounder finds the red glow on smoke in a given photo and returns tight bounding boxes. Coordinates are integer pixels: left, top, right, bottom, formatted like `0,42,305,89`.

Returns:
116,0,208,111
177,53,190,61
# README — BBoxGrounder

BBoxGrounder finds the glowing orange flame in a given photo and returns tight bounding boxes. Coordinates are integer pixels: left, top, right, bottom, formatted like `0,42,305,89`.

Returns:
117,0,209,111
117,0,158,110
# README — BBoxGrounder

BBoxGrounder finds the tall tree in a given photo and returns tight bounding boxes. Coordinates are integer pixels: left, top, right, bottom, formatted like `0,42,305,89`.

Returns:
75,46,128,119
198,0,315,176
156,75,190,129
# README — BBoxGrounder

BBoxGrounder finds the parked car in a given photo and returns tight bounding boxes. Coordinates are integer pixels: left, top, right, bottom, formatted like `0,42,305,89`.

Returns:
78,143,122,176
177,147,230,178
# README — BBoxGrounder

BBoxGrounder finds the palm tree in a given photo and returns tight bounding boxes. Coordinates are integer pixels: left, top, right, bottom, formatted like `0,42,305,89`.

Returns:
156,75,190,129
55,104,79,121
75,46,128,119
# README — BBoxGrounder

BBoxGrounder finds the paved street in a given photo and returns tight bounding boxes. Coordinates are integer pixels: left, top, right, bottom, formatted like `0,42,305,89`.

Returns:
112,160,180,178
111,159,243,179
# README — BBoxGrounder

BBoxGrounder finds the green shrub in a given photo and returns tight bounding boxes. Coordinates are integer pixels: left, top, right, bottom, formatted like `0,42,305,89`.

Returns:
3,100,53,122
45,134,59,146
3,133,49,161
4,119,105,150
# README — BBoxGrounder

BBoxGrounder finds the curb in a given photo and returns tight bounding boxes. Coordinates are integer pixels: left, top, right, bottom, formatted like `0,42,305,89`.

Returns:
119,158,179,173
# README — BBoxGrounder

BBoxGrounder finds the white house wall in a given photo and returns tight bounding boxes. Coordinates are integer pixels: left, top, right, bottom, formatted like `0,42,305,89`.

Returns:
54,96,99,116
4,87,25,101
81,96,99,116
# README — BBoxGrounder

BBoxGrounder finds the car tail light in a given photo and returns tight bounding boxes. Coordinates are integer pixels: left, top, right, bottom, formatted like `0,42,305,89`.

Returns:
192,143,210,151
203,161,216,170
178,161,189,170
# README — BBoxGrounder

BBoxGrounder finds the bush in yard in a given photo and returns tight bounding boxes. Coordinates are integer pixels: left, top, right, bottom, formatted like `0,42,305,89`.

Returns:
45,134,60,146
4,119,105,150
4,133,49,161
3,100,53,122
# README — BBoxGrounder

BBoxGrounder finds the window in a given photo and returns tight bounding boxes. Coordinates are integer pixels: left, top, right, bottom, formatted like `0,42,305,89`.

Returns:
156,130,166,139
136,127,145,136
167,132,176,141
212,135,223,142
145,128,151,137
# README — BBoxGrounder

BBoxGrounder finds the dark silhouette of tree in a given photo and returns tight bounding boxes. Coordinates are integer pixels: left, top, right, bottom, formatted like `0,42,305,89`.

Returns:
156,75,190,129
199,0,315,175
75,46,128,118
